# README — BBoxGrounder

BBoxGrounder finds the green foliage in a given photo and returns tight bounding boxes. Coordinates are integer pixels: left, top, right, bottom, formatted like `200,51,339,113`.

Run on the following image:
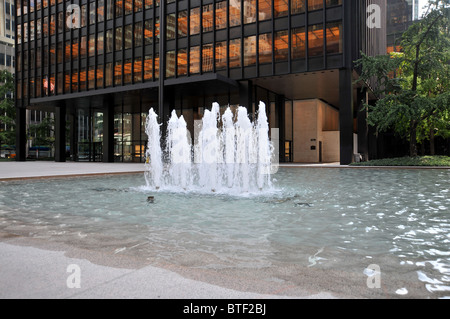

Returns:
355,0,450,156
0,70,15,147
28,116,55,147
349,156,450,167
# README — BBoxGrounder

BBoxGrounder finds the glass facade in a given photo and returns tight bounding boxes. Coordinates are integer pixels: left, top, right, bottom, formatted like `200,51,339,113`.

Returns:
16,0,348,163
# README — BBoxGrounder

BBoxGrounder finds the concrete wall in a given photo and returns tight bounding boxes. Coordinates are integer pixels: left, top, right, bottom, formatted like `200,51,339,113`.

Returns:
292,99,340,163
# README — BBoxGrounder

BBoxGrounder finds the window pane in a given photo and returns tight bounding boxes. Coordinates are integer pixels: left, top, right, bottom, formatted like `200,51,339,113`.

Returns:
134,22,143,47
308,24,323,56
259,33,272,64
144,55,153,80
125,0,132,15
134,57,142,82
124,59,132,83
190,7,200,35
203,4,213,33
178,11,188,37
229,1,241,27
115,27,123,50
105,63,113,86
244,36,256,66
216,1,227,30
167,13,176,40
291,27,306,59
274,0,288,17
166,51,176,78
125,25,132,49
244,0,256,24
98,32,104,55
326,0,342,7
190,46,200,74
215,41,227,70
202,44,213,73
258,0,271,21
177,49,188,76
275,30,288,61
326,22,342,54
145,21,152,45
229,38,241,68
308,0,323,11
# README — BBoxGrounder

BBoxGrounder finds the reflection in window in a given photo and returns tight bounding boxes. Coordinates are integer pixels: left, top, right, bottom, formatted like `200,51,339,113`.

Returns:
88,66,95,89
97,65,104,88
98,32,104,55
216,1,227,30
72,71,78,92
106,63,113,87
89,35,96,57
167,13,176,40
274,0,289,17
114,61,122,85
125,0,132,15
166,51,176,78
275,30,289,61
124,59,132,84
115,27,123,51
89,2,96,25
135,0,142,12
308,0,322,11
244,0,256,24
229,1,241,27
244,36,256,66
259,33,272,64
106,30,113,53
215,41,227,70
190,7,200,35
190,46,200,74
291,27,306,59
229,38,241,68
177,49,188,76
107,0,114,19
144,55,153,80
98,0,105,22
178,11,188,37
116,0,123,17
134,57,142,82
203,4,213,33
145,21,153,44
202,44,214,73
125,25,133,49
135,22,143,47
258,0,271,21
327,0,342,7
79,68,86,91
308,24,324,57
326,22,342,54
80,36,87,58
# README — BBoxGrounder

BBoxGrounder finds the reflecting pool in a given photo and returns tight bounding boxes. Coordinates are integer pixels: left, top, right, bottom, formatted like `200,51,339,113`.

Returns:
0,167,449,298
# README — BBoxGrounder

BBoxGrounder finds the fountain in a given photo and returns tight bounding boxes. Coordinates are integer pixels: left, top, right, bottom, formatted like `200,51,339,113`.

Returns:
144,102,274,194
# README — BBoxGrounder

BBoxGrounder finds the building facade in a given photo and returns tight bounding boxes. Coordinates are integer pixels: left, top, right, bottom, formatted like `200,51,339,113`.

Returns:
15,0,386,164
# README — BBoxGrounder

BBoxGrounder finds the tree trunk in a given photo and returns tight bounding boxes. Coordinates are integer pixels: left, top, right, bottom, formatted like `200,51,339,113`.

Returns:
430,127,435,155
410,121,418,157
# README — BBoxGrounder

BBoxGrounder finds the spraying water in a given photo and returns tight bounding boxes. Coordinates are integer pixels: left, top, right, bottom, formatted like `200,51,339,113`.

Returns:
144,102,273,194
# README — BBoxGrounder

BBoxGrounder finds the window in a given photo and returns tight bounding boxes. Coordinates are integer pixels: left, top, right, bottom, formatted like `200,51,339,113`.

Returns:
144,55,152,80
327,0,342,7
229,38,241,68
98,0,105,22
274,30,289,61
166,51,176,78
189,46,200,74
274,0,289,17
203,4,213,33
89,34,96,57
124,59,132,83
229,1,241,27
134,57,142,82
259,33,272,64
308,24,324,57
308,0,322,11
114,61,122,85
89,2,96,25
190,7,200,35
145,21,153,44
244,36,256,66
105,63,113,86
97,32,104,55
258,0,271,21
135,0,143,13
244,0,256,24
216,1,227,30
167,13,176,40
88,66,96,89
116,0,123,18
106,0,114,19
125,25,133,49
202,44,214,73
97,65,104,88
81,36,87,58
215,41,227,70
178,11,188,37
177,49,188,76
115,27,123,51
326,22,342,54
106,30,113,53
135,22,143,47
291,27,306,59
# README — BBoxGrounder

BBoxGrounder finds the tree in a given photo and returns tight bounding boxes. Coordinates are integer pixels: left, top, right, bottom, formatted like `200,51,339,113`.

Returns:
356,0,450,157
0,70,15,157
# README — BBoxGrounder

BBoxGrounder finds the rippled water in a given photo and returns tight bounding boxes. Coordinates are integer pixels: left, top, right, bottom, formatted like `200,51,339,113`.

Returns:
0,167,449,298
